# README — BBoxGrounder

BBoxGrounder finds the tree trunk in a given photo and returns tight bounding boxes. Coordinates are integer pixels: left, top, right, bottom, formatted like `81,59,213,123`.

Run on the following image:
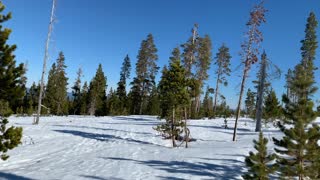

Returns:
255,58,266,132
171,107,176,147
35,0,56,125
213,73,220,117
233,67,249,141
89,98,96,116
184,107,188,148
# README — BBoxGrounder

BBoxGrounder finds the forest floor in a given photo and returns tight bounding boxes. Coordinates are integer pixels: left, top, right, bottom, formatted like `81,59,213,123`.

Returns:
1,115,318,180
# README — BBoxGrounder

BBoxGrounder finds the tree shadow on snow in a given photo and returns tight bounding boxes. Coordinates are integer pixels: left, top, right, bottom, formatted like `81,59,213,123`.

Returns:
53,130,162,147
80,175,123,180
52,125,153,136
103,157,244,179
0,172,34,180
189,125,255,136
113,116,156,122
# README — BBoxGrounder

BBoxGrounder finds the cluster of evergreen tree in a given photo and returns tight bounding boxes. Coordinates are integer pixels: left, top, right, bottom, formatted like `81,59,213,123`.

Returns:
244,11,320,179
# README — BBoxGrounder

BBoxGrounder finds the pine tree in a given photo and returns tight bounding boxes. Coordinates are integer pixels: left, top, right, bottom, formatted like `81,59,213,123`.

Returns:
44,63,57,113
213,44,231,117
106,88,120,115
71,67,83,115
134,34,159,115
243,132,277,180
202,86,214,118
284,69,295,102
157,47,190,147
80,81,89,115
0,2,24,160
0,3,26,108
116,54,131,115
263,89,281,124
181,24,199,78
88,64,107,116
146,85,160,115
194,35,212,117
245,88,256,118
55,52,69,115
128,78,142,115
44,52,69,115
233,2,267,141
273,12,319,179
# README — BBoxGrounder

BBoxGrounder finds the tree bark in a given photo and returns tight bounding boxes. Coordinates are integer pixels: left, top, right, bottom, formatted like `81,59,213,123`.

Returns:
213,73,220,116
184,107,188,148
233,67,249,141
255,57,266,132
35,0,56,125
171,107,176,147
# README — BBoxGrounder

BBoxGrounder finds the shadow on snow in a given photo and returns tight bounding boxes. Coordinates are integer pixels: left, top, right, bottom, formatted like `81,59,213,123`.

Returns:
103,157,244,179
53,129,162,147
0,172,34,180
80,175,123,180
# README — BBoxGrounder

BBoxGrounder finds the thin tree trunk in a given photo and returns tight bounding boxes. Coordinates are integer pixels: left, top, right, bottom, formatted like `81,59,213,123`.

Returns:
233,67,249,141
255,58,266,132
213,73,220,116
35,0,56,125
184,107,188,148
171,107,176,147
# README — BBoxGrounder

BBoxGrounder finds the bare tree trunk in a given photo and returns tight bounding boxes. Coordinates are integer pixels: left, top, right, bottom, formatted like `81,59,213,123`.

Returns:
35,0,56,125
233,68,249,141
184,107,188,148
213,73,220,116
255,57,267,132
171,107,176,147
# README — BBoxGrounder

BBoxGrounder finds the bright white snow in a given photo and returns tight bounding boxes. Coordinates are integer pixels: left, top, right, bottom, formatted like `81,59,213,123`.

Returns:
0,116,317,180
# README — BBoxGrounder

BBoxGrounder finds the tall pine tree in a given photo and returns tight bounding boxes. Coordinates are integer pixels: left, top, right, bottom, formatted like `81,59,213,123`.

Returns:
133,34,158,115
71,67,83,115
88,64,107,116
44,52,68,115
213,44,231,117
273,12,319,179
0,2,24,160
116,54,131,115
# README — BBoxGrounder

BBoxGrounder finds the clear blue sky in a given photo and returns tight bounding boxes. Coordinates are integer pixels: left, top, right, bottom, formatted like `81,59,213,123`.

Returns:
4,0,320,108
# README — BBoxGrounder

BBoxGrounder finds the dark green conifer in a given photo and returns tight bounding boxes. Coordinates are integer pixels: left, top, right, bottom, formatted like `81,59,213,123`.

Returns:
80,81,89,115
243,132,277,180
263,89,281,124
88,64,107,116
245,88,256,118
44,52,69,115
273,12,319,179
0,2,24,160
116,54,131,115
157,47,189,147
71,68,83,115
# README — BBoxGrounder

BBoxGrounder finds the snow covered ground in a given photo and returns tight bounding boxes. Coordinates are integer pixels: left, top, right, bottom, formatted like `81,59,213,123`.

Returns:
0,115,314,180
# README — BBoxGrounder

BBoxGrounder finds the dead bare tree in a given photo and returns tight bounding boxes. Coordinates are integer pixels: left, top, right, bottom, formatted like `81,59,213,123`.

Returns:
232,1,267,141
34,0,56,125
254,51,281,132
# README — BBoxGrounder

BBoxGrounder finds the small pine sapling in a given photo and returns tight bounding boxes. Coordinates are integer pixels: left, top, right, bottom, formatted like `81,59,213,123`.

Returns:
243,132,277,179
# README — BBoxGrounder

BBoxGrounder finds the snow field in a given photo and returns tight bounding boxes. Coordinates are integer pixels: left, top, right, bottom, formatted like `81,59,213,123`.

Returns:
0,115,303,180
